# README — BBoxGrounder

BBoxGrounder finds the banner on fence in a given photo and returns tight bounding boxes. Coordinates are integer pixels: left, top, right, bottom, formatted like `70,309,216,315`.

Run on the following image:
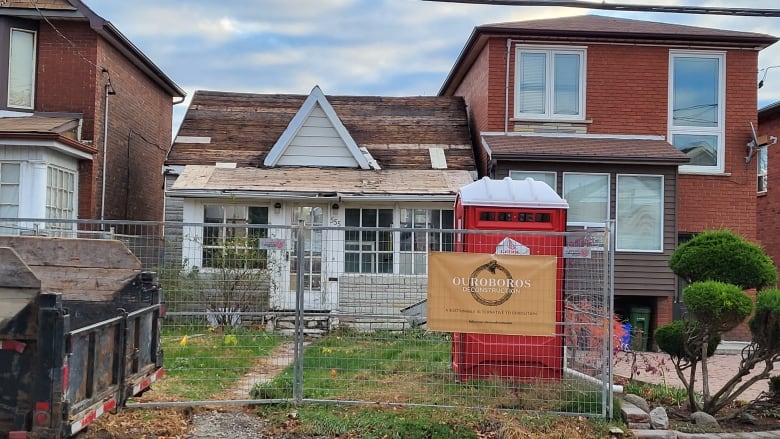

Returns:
427,252,556,335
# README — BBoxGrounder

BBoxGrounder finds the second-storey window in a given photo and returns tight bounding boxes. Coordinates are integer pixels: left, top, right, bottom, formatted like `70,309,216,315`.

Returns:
515,46,585,120
509,170,557,190
8,28,36,109
758,146,768,193
669,51,725,174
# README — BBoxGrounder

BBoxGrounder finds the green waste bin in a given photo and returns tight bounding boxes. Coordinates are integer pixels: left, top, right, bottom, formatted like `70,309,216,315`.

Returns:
629,307,651,351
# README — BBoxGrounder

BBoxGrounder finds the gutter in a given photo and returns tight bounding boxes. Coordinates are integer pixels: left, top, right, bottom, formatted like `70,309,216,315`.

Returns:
165,189,457,203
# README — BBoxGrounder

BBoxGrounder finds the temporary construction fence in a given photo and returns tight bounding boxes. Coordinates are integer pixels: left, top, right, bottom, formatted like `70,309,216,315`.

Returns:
0,218,615,418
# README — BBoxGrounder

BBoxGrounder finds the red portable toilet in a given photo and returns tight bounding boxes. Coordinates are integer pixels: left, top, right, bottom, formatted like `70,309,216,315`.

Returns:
452,176,568,382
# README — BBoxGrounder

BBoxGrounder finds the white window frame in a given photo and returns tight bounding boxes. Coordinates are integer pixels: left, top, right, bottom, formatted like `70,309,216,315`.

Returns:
514,45,586,121
344,207,394,274
8,28,36,110
509,170,557,190
563,172,610,227
0,161,20,217
45,165,76,231
668,50,726,174
201,204,269,270
398,208,454,275
616,174,664,253
758,146,768,193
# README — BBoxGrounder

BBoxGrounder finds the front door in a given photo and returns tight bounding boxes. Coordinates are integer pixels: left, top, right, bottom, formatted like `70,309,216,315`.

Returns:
288,205,331,310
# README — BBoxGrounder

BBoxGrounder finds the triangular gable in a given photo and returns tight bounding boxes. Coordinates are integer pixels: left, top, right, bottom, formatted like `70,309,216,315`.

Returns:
264,86,378,169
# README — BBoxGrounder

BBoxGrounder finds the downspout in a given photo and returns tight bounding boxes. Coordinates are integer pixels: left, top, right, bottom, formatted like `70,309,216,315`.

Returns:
504,38,511,134
100,69,115,224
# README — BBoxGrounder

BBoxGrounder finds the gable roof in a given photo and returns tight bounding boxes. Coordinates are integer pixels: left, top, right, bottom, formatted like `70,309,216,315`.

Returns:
264,86,375,169
168,90,475,171
482,133,689,165
441,14,778,95
0,0,184,98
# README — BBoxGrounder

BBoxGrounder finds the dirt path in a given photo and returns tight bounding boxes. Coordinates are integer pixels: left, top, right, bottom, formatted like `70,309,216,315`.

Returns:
223,341,299,400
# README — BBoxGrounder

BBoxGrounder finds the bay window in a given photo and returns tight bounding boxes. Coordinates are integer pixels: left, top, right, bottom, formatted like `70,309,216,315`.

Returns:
515,46,585,120
616,175,663,252
0,162,20,218
563,173,609,226
509,170,556,190
669,51,725,173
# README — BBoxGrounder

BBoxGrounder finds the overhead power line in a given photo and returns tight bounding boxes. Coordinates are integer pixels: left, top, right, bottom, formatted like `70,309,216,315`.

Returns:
422,0,780,17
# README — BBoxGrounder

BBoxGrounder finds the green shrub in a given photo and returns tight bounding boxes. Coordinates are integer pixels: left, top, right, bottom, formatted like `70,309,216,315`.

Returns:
654,320,720,361
770,375,780,395
749,289,780,350
669,230,777,290
682,281,753,332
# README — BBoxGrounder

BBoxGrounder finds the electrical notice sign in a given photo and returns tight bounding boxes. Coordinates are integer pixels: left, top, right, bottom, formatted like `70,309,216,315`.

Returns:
427,252,557,336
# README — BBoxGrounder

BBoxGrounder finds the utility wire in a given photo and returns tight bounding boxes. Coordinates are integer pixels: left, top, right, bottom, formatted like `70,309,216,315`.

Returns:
28,0,108,74
422,0,780,17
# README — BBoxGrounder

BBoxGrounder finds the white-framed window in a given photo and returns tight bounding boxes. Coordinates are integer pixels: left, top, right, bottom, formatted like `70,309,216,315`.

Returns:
202,205,268,269
45,166,76,232
8,28,36,109
758,146,768,193
0,162,20,217
399,208,454,275
509,170,557,190
616,174,664,252
563,172,609,226
515,45,586,120
345,208,393,273
669,51,725,174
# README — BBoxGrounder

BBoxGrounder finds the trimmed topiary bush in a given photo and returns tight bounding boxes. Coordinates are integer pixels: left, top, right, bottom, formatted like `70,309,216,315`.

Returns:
669,230,777,290
748,289,780,351
682,281,753,332
654,320,720,361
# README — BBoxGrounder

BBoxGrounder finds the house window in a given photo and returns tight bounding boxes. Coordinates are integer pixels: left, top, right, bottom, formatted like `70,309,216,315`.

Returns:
345,208,393,273
515,46,585,120
758,146,768,193
0,162,20,217
399,208,454,275
669,51,725,173
8,28,36,109
509,170,556,190
616,175,663,252
202,205,268,269
563,173,609,226
45,166,76,232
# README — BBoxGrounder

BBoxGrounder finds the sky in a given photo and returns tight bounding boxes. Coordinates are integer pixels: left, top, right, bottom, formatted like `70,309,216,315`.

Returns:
81,0,780,136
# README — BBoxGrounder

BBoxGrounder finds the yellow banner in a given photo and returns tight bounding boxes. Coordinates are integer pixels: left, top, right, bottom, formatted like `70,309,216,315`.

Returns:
427,252,557,336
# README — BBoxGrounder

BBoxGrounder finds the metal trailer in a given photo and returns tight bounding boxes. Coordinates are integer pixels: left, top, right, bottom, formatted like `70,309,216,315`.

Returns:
0,237,164,438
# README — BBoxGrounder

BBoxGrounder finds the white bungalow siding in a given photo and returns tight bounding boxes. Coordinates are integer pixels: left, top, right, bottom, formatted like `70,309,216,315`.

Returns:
276,106,360,168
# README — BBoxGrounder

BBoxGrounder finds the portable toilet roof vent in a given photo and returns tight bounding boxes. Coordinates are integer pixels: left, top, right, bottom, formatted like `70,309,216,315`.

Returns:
458,177,568,209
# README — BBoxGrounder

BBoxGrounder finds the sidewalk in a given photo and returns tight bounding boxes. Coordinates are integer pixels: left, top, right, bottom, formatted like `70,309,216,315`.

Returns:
613,347,771,401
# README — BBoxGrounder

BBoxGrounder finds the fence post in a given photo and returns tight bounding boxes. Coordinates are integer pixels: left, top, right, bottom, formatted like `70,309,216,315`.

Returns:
605,221,616,418
293,219,306,404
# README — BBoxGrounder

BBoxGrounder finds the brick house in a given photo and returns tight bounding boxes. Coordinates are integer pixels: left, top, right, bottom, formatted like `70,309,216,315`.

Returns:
164,87,475,312
439,15,777,343
757,102,780,268
0,0,183,232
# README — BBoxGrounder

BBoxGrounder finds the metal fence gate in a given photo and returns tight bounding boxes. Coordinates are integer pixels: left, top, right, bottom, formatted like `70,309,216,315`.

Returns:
0,218,615,417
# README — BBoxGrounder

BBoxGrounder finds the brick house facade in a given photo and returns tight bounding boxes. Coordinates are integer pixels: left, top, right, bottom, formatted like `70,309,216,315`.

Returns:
757,103,780,269
440,15,777,343
0,0,183,228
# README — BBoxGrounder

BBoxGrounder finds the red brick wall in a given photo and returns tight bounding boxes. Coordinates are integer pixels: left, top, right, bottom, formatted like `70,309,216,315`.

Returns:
757,109,780,267
35,21,174,222
454,41,494,176
450,37,762,341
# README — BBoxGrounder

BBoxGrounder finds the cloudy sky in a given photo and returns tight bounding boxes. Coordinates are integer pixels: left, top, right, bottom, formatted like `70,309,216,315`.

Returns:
82,0,780,135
